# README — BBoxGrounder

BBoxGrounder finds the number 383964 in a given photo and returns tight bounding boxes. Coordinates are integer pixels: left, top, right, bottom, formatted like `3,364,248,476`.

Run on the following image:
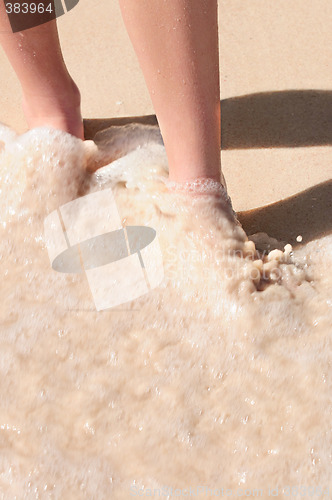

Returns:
5,3,53,14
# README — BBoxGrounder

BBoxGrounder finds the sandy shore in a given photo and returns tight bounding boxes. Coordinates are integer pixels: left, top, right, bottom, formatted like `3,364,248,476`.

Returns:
0,0,331,242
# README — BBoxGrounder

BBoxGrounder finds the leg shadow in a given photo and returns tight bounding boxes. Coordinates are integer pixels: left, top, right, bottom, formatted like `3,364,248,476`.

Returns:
84,115,158,140
221,89,332,149
84,89,332,147
84,89,332,244
238,180,332,245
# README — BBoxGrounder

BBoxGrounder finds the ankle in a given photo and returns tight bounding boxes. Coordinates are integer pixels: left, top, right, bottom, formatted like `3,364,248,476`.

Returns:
22,77,81,111
21,78,84,139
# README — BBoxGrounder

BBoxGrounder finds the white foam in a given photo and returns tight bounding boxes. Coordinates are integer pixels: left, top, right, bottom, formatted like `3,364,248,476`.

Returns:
0,122,331,497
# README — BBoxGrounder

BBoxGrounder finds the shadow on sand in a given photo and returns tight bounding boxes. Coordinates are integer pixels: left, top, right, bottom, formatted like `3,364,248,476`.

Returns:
238,180,332,246
84,89,332,245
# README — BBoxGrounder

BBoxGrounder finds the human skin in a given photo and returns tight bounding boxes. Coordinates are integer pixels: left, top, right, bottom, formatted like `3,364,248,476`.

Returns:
118,0,222,184
0,0,223,185
0,2,84,139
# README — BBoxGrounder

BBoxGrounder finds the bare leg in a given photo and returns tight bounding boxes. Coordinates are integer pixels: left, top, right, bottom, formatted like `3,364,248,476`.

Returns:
0,6,84,139
119,0,222,184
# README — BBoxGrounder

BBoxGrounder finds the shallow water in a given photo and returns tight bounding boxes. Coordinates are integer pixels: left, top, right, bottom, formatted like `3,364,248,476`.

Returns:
0,123,331,499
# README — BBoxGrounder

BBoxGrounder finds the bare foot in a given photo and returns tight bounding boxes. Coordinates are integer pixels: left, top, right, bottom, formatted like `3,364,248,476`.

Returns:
165,176,241,225
22,80,84,140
